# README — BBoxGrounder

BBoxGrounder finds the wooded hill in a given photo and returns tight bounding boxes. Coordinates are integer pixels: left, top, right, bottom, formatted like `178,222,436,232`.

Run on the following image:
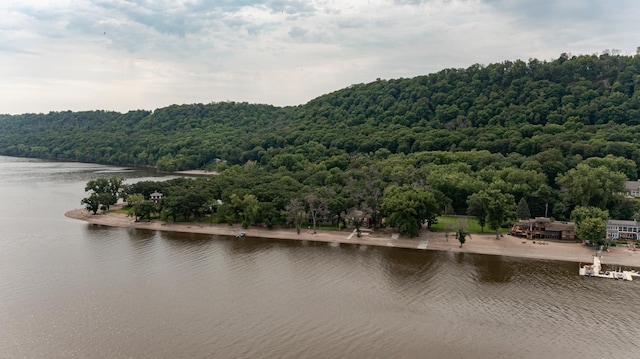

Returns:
2,52,640,223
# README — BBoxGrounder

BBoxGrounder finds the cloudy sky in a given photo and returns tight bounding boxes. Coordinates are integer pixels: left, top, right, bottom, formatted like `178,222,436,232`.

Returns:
1,0,638,114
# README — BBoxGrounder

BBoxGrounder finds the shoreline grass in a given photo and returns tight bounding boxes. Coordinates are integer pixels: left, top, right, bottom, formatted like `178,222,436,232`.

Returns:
431,215,509,235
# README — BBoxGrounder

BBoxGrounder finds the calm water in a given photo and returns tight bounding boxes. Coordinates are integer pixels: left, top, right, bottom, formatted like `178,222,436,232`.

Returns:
1,155,639,358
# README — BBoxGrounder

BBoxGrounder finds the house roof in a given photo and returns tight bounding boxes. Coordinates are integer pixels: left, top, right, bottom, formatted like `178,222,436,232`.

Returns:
150,191,163,197
624,180,640,191
514,218,574,231
546,222,574,231
607,219,640,226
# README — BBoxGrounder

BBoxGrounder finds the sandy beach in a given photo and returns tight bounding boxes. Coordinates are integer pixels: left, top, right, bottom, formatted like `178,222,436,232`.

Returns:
65,207,640,268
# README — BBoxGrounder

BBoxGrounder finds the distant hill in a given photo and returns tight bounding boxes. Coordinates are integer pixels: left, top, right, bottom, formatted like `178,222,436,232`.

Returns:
1,52,639,172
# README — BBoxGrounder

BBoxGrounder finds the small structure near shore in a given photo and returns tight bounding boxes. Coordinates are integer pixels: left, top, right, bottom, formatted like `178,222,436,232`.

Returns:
579,256,635,281
149,191,163,204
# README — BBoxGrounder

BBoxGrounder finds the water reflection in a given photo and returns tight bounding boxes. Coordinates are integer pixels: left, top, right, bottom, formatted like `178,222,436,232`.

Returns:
470,254,513,283
225,236,284,255
83,223,118,237
126,227,157,241
126,228,157,254
449,250,462,263
379,248,440,289
159,230,213,244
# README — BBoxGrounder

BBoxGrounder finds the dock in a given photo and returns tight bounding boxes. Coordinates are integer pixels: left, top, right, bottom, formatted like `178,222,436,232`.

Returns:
579,256,634,281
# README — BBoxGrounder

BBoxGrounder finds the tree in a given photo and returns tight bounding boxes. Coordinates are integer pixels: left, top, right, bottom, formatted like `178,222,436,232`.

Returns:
456,227,469,248
467,193,487,232
571,206,610,246
575,217,606,246
485,190,516,240
256,202,282,228
85,177,124,199
126,193,145,207
304,193,328,234
285,198,306,234
342,167,384,228
556,163,626,209
346,206,370,237
609,197,638,221
582,155,638,182
81,193,100,214
160,195,180,222
82,177,124,212
126,194,156,221
230,193,259,228
381,185,439,237
362,167,385,228
425,165,483,214
487,167,546,209
534,148,566,186
516,197,531,220
570,206,609,226
468,189,516,240
135,200,157,222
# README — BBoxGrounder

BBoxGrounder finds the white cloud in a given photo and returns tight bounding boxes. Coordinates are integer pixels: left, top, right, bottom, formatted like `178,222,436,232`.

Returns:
0,0,639,114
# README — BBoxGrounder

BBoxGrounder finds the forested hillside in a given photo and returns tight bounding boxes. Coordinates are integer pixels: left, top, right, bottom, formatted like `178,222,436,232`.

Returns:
2,52,640,227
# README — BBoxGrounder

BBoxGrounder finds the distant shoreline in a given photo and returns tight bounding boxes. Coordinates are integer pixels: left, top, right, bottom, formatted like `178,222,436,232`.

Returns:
65,207,640,268
172,170,218,176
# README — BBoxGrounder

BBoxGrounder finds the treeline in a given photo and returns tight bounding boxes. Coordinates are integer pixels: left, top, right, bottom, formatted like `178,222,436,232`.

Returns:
0,103,287,170
84,148,634,239
1,53,640,171
4,52,640,224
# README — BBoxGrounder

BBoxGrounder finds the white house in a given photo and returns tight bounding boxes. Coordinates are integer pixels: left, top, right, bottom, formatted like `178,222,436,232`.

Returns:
606,219,640,240
624,180,640,198
149,191,163,204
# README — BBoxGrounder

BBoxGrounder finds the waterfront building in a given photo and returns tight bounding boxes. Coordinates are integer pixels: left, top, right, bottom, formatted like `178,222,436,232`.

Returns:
510,217,575,241
606,219,640,240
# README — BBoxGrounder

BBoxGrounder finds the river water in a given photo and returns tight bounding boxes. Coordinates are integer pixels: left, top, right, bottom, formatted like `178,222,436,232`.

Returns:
0,155,639,358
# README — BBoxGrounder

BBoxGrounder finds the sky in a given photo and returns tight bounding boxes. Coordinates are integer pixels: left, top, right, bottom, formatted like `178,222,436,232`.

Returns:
1,0,639,115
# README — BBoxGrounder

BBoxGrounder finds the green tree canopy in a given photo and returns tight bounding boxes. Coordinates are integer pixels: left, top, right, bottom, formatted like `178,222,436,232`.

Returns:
575,217,606,246
516,197,531,220
570,206,610,226
467,189,516,239
467,193,487,232
556,163,627,209
381,185,439,237
456,227,469,248
81,177,124,212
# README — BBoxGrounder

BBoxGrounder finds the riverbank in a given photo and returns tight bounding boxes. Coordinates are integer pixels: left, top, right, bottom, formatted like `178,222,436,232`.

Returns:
65,207,640,268
172,169,218,176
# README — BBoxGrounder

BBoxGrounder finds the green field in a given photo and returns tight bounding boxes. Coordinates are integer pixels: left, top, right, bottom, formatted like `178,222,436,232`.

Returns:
430,215,510,235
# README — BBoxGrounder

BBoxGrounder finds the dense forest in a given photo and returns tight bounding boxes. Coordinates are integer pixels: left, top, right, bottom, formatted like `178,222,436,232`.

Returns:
2,52,640,235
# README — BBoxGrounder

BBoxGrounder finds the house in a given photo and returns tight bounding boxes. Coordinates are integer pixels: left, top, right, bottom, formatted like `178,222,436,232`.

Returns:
149,191,163,204
623,180,640,198
510,217,575,241
606,219,640,241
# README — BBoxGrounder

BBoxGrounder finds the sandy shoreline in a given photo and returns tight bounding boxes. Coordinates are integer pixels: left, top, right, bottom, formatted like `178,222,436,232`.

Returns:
65,207,640,268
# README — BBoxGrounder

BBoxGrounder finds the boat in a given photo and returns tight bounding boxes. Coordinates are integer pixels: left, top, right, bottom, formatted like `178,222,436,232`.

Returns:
236,232,246,238
579,256,633,281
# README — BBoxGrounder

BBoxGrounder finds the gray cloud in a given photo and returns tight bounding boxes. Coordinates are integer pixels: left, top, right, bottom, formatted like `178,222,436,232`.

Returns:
1,0,639,114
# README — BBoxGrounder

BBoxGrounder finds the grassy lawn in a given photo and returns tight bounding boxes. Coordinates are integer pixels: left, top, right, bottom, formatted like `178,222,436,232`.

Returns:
107,208,129,215
430,215,510,235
